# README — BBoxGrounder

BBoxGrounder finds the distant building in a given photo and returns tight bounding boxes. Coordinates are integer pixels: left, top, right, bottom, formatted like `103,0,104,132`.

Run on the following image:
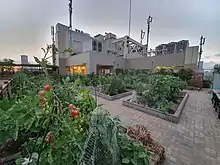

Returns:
21,55,29,65
55,23,201,75
155,40,189,56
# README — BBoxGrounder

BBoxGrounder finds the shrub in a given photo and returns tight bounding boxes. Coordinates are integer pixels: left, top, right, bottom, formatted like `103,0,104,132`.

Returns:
177,68,194,82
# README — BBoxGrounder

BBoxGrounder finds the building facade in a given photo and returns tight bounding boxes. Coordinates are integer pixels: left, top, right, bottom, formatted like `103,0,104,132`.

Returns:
21,55,29,65
55,23,201,75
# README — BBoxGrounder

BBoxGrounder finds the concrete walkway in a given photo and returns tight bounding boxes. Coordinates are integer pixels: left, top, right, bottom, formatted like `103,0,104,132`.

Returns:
97,90,220,165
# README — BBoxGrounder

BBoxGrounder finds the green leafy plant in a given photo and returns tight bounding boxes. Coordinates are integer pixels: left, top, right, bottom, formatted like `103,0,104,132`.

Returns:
135,75,187,113
119,134,149,165
177,68,194,82
103,76,126,96
214,64,220,74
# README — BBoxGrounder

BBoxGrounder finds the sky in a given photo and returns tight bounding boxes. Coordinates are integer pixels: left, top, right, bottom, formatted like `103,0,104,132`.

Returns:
0,0,220,68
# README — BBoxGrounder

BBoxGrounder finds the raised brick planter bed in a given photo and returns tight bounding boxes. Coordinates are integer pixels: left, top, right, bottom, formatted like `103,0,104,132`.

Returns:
123,92,189,123
88,86,132,101
0,80,12,100
125,125,165,165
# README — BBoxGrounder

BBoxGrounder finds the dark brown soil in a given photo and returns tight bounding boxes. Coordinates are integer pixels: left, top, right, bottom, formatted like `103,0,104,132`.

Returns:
0,137,25,158
0,132,38,158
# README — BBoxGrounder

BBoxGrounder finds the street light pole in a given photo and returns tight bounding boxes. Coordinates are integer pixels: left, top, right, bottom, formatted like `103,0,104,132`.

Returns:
128,0,132,37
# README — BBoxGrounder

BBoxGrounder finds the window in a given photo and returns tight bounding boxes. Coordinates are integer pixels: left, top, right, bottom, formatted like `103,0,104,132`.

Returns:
92,40,97,51
98,42,102,52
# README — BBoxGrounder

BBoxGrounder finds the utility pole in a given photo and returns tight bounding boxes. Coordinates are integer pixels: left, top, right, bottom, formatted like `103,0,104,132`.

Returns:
198,35,205,68
128,0,132,37
68,0,73,55
146,15,153,56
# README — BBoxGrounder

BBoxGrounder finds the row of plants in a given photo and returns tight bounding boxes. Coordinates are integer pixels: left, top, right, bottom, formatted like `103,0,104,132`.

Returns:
65,70,186,113
0,72,153,165
0,56,166,165
135,75,187,113
65,67,191,92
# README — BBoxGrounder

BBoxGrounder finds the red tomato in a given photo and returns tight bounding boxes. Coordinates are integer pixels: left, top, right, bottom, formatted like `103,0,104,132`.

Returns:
71,110,79,117
47,132,51,137
39,90,46,95
44,84,51,91
68,104,76,109
45,138,50,143
74,115,79,119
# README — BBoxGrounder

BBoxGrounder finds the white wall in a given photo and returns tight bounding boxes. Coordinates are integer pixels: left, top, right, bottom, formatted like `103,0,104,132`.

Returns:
126,53,143,59
66,52,91,73
83,39,92,52
184,46,199,65
89,52,126,73
126,52,185,69
71,31,92,54
55,23,92,56
55,23,69,58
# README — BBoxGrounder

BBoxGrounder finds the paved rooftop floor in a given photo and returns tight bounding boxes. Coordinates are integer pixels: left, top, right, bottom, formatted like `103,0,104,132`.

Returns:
97,90,220,165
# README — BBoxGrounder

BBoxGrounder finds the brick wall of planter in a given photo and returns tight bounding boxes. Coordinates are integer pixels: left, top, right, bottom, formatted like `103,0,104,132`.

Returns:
123,92,189,123
0,80,12,100
87,86,133,101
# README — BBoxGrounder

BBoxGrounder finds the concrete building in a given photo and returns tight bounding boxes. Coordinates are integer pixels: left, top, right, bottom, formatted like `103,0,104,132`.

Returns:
20,55,29,65
55,23,201,75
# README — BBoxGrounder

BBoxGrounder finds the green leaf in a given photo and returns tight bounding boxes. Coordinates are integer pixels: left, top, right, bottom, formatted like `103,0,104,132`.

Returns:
25,118,35,131
35,108,43,115
0,100,13,111
34,56,41,64
122,158,130,164
144,157,150,165
0,130,10,142
139,152,147,158
131,158,137,165
63,48,72,53
15,157,24,165
12,120,19,141
43,118,50,128
31,152,39,160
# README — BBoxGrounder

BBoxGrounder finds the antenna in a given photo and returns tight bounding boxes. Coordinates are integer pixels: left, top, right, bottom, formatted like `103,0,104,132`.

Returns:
140,29,145,44
51,26,56,66
128,0,132,37
69,0,73,30
198,35,205,68
146,15,153,56
68,0,73,56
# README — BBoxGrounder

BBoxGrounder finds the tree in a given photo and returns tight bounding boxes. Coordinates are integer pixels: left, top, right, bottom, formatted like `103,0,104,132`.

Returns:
0,58,14,73
214,64,220,74
177,68,194,81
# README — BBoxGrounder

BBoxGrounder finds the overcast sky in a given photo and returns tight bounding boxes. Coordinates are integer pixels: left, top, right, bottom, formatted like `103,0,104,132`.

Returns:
0,0,220,66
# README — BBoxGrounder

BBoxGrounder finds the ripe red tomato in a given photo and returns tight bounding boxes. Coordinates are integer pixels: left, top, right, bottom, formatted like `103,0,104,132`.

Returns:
71,110,79,117
74,115,79,119
39,90,46,95
44,84,51,91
